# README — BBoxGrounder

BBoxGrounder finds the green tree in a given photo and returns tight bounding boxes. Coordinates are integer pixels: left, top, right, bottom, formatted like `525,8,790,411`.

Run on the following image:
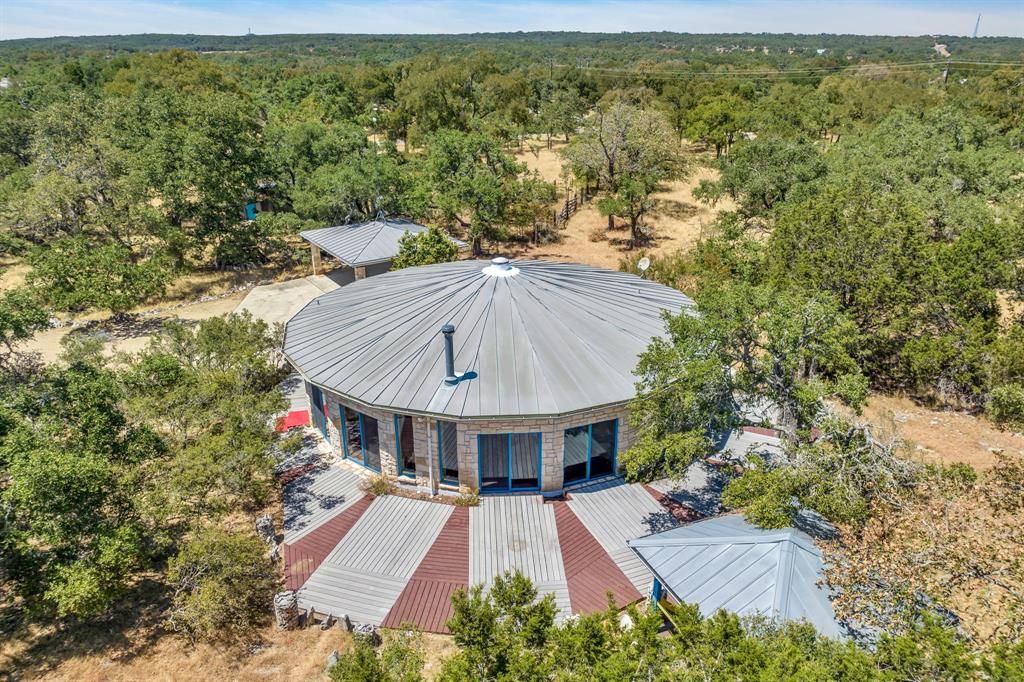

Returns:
391,224,459,270
562,99,685,245
165,526,278,644
0,359,165,617
329,628,425,682
685,94,750,157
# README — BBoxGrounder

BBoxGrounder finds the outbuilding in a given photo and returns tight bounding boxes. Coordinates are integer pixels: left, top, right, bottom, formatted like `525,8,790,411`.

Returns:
300,217,467,282
283,257,694,495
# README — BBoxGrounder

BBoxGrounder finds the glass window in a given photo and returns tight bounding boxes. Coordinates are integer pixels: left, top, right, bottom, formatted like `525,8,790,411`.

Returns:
342,406,361,464
396,415,416,476
341,406,380,472
438,421,459,484
562,425,590,484
590,420,616,477
362,415,380,471
562,419,617,484
479,434,509,491
510,433,539,489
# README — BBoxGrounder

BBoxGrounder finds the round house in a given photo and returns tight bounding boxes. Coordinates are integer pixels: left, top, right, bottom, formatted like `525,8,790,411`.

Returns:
283,258,693,495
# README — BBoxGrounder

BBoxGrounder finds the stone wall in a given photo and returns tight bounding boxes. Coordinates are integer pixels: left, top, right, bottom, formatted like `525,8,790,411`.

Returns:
309,382,632,495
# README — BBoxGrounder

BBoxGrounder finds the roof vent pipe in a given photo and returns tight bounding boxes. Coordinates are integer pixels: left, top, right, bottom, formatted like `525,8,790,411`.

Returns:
441,324,458,386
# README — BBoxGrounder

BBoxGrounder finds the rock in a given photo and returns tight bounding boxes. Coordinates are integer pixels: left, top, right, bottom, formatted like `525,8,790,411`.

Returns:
319,614,334,630
618,612,634,631
352,623,381,646
325,650,339,670
273,590,300,630
255,514,276,545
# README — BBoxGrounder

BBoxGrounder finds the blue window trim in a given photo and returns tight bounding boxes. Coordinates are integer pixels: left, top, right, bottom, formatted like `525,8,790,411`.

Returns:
563,418,619,484
340,406,380,473
476,432,543,493
394,415,415,478
438,421,459,486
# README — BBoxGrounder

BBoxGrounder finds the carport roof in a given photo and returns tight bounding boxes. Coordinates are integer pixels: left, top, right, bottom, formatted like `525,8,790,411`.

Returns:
628,515,843,638
300,218,467,267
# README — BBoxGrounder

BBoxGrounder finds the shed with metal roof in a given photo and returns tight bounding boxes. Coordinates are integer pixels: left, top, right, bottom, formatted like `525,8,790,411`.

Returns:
628,515,843,638
300,217,467,279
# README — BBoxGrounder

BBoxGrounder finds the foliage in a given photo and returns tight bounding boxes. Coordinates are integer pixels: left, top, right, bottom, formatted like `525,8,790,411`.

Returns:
562,99,685,245
723,417,920,528
165,526,278,644
329,628,425,682
391,224,459,270
0,286,49,375
825,453,1024,643
0,358,165,617
120,313,286,515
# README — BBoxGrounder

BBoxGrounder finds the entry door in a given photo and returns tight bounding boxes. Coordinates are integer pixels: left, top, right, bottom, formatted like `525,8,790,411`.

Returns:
479,434,510,491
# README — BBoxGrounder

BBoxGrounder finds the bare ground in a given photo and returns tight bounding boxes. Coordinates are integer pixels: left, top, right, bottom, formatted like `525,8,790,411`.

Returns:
510,140,734,269
860,394,1024,471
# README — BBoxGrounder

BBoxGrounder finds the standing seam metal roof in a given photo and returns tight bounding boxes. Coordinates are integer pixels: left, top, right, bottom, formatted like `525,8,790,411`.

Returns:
283,259,694,419
299,218,468,267
628,515,843,638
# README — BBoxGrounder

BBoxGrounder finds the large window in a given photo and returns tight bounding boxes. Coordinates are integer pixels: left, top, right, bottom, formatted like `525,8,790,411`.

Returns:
310,385,329,442
438,421,459,485
394,415,416,477
478,432,541,492
562,419,617,485
341,406,381,472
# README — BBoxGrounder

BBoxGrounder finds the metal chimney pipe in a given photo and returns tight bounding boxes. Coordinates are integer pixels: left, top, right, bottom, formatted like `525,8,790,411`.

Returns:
441,324,457,385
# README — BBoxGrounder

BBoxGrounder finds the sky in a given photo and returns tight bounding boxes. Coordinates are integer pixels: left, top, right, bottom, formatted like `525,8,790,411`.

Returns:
1,0,1022,41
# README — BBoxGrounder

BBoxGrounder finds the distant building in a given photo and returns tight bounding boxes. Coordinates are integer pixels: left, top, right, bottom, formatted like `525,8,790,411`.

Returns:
0,78,10,89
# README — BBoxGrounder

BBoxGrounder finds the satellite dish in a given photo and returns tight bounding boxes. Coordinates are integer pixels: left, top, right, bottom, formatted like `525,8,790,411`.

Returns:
638,257,651,273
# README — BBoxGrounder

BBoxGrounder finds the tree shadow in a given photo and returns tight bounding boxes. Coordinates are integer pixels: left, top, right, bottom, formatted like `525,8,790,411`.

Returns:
1,576,172,679
650,197,699,222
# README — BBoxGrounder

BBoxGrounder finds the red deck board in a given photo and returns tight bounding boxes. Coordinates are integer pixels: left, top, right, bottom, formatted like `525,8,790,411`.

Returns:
275,409,310,432
382,507,469,633
552,502,643,614
283,494,375,591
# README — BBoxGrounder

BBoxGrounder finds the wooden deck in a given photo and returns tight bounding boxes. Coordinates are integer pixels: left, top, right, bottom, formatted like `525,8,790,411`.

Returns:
282,463,682,629
283,465,365,543
298,495,452,626
553,502,643,614
470,495,570,618
566,479,678,591
382,507,470,633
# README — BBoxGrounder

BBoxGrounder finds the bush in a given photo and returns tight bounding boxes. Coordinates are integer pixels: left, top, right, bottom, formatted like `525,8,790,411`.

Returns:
361,474,395,496
165,527,278,643
329,628,425,682
452,490,480,507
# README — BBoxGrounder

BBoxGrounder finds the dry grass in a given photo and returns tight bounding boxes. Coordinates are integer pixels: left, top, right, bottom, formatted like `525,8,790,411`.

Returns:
859,393,1024,471
510,140,734,269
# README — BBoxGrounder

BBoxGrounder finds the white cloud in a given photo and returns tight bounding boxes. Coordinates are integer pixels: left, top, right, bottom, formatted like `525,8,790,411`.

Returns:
1,1,1021,41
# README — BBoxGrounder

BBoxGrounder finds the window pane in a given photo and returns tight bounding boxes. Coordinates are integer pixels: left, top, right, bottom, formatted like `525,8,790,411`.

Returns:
590,420,616,477
563,425,589,484
362,416,380,471
343,406,361,464
439,421,459,482
398,416,416,474
479,434,509,491
510,433,539,489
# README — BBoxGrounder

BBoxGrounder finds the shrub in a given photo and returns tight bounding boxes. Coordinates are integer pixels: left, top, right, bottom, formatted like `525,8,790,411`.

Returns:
329,627,425,682
361,474,395,496
165,527,278,643
452,490,480,507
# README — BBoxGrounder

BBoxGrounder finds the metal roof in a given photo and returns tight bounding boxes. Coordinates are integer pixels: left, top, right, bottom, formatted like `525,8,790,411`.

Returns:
299,218,468,267
628,515,843,638
283,258,694,419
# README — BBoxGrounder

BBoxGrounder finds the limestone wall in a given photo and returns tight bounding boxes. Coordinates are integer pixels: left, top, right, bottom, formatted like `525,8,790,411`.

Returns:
310,382,633,495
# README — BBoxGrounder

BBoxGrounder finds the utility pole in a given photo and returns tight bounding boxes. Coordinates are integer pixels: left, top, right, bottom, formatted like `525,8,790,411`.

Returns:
973,13,981,39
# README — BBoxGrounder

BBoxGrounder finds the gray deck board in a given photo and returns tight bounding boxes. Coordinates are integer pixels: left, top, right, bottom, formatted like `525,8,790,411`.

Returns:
325,495,452,577
284,465,365,543
297,564,408,625
567,479,677,589
470,496,565,587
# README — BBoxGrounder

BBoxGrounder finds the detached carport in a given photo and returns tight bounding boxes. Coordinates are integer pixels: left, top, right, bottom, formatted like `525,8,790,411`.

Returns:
300,217,467,283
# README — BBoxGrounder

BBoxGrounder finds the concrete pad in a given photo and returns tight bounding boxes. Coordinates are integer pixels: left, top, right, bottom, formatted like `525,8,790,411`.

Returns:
233,276,338,326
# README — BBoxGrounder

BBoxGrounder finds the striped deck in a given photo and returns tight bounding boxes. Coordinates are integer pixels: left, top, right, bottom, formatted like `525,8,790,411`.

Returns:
553,502,643,613
470,495,570,618
284,465,365,543
382,507,470,633
285,495,374,591
299,495,453,626
566,479,678,591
